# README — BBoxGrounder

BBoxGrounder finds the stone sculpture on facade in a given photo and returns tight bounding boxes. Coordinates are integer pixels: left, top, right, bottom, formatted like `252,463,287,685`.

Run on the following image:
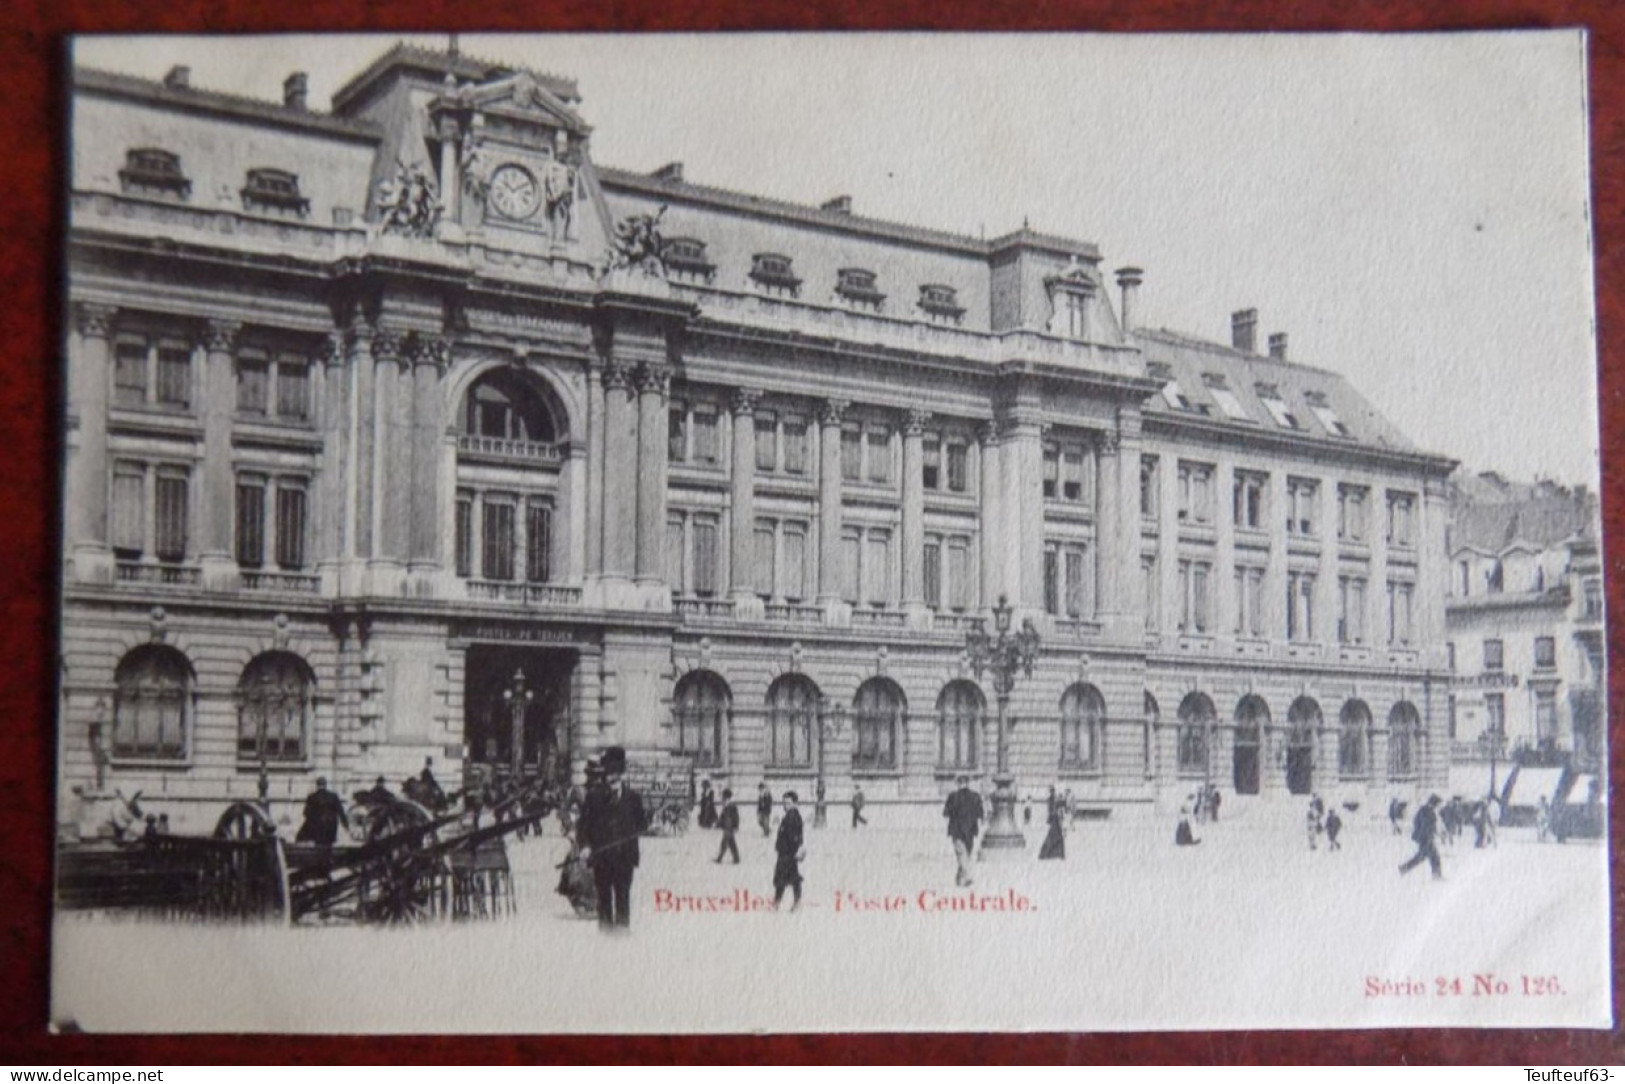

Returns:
377,159,442,239
603,205,668,279
541,157,577,241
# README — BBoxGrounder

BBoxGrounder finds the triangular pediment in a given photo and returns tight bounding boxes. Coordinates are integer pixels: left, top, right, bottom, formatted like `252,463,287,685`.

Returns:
434,72,591,135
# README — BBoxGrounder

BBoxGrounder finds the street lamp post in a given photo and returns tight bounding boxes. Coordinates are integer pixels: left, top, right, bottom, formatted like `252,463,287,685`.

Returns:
965,593,1042,852
814,701,844,829
501,668,534,778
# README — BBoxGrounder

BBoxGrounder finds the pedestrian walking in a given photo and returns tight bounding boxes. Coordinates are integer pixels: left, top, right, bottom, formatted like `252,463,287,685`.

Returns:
942,774,984,886
714,787,741,864
1536,796,1551,842
814,778,828,829
851,785,868,828
578,746,647,930
1325,807,1342,851
756,782,774,838
1039,786,1066,860
772,791,805,910
1399,794,1444,880
296,777,348,846
1175,804,1200,846
698,778,718,830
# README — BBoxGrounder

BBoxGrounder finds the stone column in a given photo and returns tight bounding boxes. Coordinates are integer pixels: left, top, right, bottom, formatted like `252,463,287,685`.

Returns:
901,408,929,607
1110,405,1144,641
979,420,1003,608
600,361,637,580
347,313,376,564
585,361,606,576
317,330,348,573
1000,412,1044,611
1157,451,1180,639
408,335,449,573
369,327,406,581
68,303,117,580
1095,428,1121,621
1317,476,1340,647
199,318,241,588
817,398,849,603
635,362,672,585
729,388,763,600
1265,470,1290,642
1418,478,1451,667
1370,486,1391,650
1213,458,1236,638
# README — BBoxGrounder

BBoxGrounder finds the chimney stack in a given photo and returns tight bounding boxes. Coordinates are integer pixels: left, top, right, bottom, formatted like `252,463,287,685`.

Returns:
1268,332,1288,360
1231,308,1258,353
1115,266,1143,333
651,161,684,183
163,65,191,90
283,72,309,111
821,195,853,215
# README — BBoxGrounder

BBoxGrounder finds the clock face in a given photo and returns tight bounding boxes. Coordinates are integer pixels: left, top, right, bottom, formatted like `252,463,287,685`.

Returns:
488,164,540,220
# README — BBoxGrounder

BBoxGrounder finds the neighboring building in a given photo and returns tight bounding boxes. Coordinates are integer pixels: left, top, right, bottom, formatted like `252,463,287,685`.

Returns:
1445,473,1604,777
59,45,1458,834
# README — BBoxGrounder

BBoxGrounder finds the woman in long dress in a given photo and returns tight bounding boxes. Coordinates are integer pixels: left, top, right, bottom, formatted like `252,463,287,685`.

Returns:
1038,787,1066,860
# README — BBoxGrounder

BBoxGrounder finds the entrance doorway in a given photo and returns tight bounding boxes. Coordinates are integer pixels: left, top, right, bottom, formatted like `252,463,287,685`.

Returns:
463,645,575,790
1232,695,1268,796
1285,696,1323,796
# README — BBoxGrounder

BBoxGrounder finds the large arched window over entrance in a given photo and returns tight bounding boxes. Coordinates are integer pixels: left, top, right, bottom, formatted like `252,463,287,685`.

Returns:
1233,694,1269,796
766,674,820,769
1286,696,1322,795
1339,699,1373,779
1060,683,1105,771
937,680,984,771
1177,692,1216,776
460,369,558,444
1388,701,1422,779
112,644,193,760
673,670,730,768
852,678,904,772
237,651,314,763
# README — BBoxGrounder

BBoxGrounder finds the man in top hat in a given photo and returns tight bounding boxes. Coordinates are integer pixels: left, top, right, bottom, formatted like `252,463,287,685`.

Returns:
942,774,984,887
577,746,647,930
772,790,806,910
297,777,348,846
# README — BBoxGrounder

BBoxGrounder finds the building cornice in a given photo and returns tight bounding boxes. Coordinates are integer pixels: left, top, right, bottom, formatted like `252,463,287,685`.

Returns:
1142,408,1458,477
74,67,383,144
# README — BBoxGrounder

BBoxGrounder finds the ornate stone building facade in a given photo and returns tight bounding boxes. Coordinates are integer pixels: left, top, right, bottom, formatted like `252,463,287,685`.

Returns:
60,45,1455,832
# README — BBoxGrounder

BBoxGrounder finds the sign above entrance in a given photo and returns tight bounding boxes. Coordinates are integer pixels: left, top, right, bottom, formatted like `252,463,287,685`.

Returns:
450,619,600,647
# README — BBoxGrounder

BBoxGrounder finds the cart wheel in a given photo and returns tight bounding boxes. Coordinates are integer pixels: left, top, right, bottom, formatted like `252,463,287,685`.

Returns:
360,799,448,925
215,801,275,840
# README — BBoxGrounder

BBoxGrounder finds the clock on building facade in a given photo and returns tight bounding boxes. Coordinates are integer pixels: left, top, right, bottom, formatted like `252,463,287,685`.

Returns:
488,163,541,221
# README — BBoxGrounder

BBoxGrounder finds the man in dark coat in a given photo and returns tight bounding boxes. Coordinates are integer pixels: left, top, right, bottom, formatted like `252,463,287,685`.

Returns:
1399,794,1444,880
756,782,774,837
714,787,741,864
772,790,806,910
296,777,348,846
943,775,984,887
578,746,647,930
697,779,718,829
851,785,868,829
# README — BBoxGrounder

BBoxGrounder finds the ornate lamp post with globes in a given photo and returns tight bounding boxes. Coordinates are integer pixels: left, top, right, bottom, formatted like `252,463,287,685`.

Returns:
502,668,534,778
965,593,1042,852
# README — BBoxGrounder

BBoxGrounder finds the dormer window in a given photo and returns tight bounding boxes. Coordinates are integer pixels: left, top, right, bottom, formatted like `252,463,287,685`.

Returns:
119,147,190,199
1255,383,1302,430
750,253,801,298
1303,390,1352,437
1201,372,1253,421
662,237,716,284
241,168,310,217
1148,361,1200,414
835,268,885,312
918,284,965,325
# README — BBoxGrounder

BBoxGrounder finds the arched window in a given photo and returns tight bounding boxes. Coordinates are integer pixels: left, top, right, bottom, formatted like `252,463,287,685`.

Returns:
461,370,557,444
852,678,904,772
1388,701,1422,779
1285,696,1322,795
1232,694,1269,795
237,652,314,763
673,670,730,768
113,645,193,759
1177,692,1215,775
937,680,984,771
1339,700,1373,778
1060,683,1105,771
766,674,820,769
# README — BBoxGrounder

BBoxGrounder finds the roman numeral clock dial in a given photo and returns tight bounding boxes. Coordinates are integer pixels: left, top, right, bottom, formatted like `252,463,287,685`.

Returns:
488,164,541,220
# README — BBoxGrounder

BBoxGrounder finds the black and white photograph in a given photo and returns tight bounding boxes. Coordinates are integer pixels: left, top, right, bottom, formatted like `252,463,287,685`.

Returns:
52,31,1607,1032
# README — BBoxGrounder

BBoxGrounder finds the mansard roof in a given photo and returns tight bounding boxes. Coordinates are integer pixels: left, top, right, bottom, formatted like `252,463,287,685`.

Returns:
74,67,383,142
331,43,580,113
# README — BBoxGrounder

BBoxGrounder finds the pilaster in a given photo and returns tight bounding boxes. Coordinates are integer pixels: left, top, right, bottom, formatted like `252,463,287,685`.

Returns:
634,362,672,606
67,303,117,584
978,420,1004,608
199,318,241,591
729,387,764,613
901,407,929,611
817,398,849,605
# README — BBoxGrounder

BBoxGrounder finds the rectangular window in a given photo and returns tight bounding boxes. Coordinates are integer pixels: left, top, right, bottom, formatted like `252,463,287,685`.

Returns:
236,357,270,416
1338,576,1366,644
1338,485,1368,542
235,477,265,568
922,436,941,490
526,501,552,583
1044,548,1061,615
1287,571,1315,641
946,442,968,492
114,341,147,407
841,427,862,481
1287,478,1318,536
276,360,311,421
1387,493,1416,547
275,482,307,570
1534,690,1558,744
665,516,685,591
754,413,777,472
865,531,890,605
1177,462,1213,524
1140,456,1158,520
1061,445,1086,502
1233,471,1266,530
1584,579,1603,619
1178,559,1212,633
783,415,809,475
1534,635,1556,669
153,469,188,562
454,494,473,576
865,427,890,483
1143,556,1159,631
155,344,191,407
482,499,516,582
1387,581,1413,645
693,518,719,597
1484,638,1504,671
1485,693,1506,740
1234,566,1265,637
1065,547,1087,617
668,405,688,462
923,538,943,609
753,523,776,597
840,530,861,605
783,526,808,602
691,408,719,465
1043,445,1060,499
111,462,145,557
948,541,970,610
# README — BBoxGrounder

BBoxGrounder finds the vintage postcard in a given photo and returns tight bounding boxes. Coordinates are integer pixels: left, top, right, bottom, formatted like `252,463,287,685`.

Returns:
52,32,1607,1032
